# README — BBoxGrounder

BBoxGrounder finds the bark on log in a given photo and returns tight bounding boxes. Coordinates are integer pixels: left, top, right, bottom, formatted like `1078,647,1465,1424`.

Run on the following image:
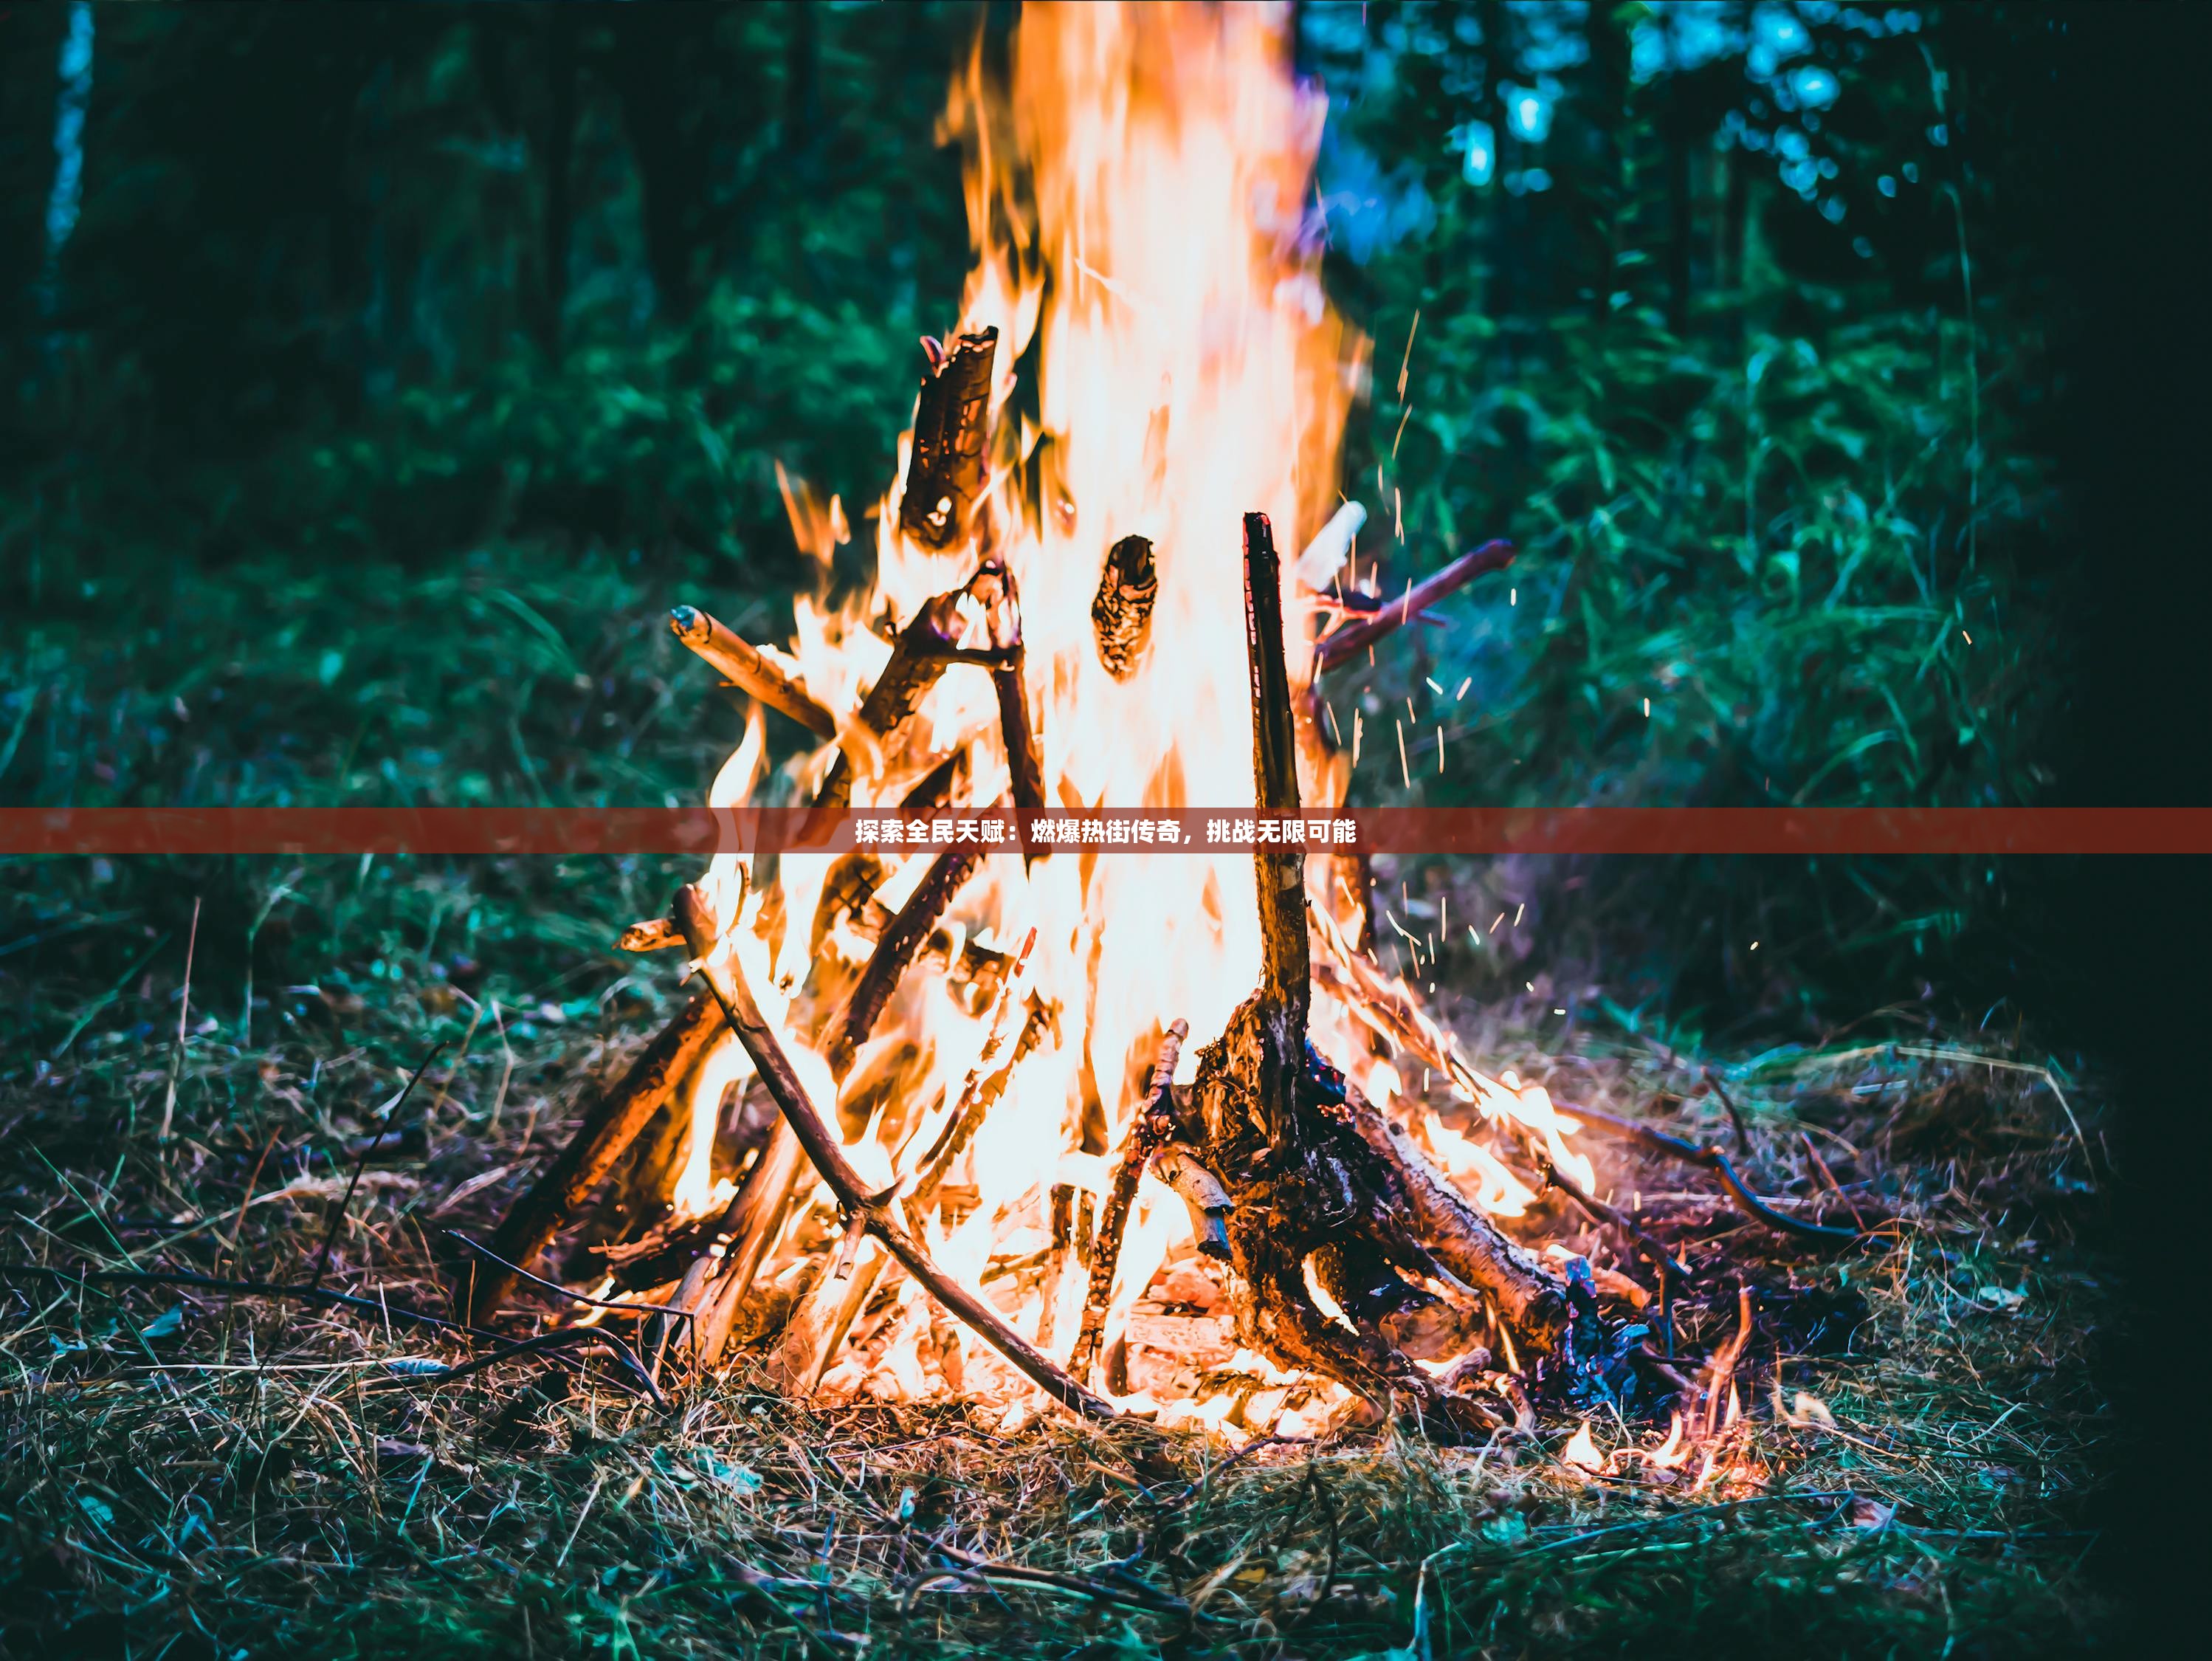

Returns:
899,328,997,551
669,605,839,740
1312,540,1515,674
467,992,722,1322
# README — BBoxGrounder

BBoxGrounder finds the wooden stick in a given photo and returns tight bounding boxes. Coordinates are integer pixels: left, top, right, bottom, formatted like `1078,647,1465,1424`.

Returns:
468,994,721,1322
1312,540,1514,674
1069,1019,1188,1381
819,831,991,1082
668,606,838,740
672,884,1120,1421
1243,513,1309,1014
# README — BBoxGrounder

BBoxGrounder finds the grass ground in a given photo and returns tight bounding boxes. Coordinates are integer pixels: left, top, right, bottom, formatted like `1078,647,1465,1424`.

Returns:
0,544,2116,1658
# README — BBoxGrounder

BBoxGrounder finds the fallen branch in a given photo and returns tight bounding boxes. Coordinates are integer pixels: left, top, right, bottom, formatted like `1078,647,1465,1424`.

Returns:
669,605,839,740
674,883,1121,1421
1562,1101,1862,1245
1312,540,1514,674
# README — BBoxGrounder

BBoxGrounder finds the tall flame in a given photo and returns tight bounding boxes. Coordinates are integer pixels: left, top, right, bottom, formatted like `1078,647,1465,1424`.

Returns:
673,1,1585,1401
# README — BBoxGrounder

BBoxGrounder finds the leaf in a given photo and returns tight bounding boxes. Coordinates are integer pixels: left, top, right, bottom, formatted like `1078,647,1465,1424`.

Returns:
383,1357,449,1377
141,1305,185,1341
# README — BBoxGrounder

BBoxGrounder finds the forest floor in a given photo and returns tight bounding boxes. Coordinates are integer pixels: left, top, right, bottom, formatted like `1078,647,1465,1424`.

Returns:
0,547,2118,1657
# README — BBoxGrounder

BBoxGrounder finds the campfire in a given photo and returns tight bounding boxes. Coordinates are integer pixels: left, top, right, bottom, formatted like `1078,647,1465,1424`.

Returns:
465,1,1854,1460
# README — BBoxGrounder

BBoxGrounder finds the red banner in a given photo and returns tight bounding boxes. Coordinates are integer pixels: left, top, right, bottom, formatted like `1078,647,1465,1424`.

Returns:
4,806,2210,856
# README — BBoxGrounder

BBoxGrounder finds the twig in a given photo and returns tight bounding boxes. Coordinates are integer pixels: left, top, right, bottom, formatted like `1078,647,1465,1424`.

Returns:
1562,1101,1861,1245
669,605,839,738
1312,540,1514,673
0,1262,665,1404
444,1230,694,1330
308,1042,447,1296
674,883,1121,1422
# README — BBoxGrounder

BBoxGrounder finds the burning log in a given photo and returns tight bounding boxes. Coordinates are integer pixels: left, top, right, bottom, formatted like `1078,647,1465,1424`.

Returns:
668,605,839,740
1311,539,1515,675
671,884,1120,1421
899,329,998,551
466,992,722,1322
1092,534,1159,681
819,831,992,1082
1068,1018,1188,1382
799,567,1016,843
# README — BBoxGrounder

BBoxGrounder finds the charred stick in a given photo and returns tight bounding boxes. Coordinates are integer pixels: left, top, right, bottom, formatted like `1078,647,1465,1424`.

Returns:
820,832,990,1082
900,928,1037,1190
1312,540,1515,674
1243,513,1309,1014
468,994,721,1322
619,916,683,953
672,884,1120,1422
977,560,1047,859
1562,1101,1861,1245
1148,1143,1233,1260
1069,1019,1188,1381
898,748,971,814
669,606,838,740
899,328,998,551
1348,1100,1570,1346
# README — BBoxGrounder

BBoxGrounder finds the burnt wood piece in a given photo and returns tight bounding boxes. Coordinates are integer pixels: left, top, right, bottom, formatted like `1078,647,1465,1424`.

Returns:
819,828,993,1083
898,748,971,814
467,992,722,1322
619,916,683,952
899,328,998,551
1092,534,1160,681
1069,1019,1189,1382
672,884,1120,1422
1312,540,1515,674
668,605,838,740
798,570,1015,845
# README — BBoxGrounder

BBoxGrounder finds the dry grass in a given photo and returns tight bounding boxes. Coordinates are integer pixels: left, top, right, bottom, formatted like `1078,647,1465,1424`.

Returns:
0,935,2115,1660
